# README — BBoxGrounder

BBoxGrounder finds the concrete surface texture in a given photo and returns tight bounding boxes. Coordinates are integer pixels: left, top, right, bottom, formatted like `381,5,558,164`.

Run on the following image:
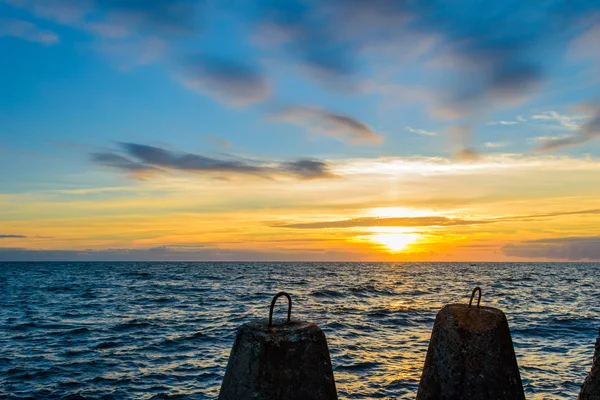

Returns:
579,328,600,400
416,304,525,400
219,319,338,400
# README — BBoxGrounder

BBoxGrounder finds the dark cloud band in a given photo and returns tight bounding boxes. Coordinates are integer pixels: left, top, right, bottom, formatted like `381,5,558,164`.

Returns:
277,216,490,229
277,208,600,229
92,142,335,180
503,236,600,260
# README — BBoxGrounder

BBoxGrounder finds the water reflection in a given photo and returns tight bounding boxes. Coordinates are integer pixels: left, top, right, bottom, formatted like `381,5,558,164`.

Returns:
0,262,598,399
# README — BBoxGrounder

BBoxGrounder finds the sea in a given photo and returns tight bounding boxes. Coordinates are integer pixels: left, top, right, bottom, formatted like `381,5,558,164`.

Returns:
1,262,599,399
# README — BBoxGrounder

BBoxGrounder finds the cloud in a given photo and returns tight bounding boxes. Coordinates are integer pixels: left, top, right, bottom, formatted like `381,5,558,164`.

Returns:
3,0,89,24
180,55,270,105
271,106,382,144
91,151,159,177
569,22,600,61
405,127,436,137
0,234,27,238
206,136,232,149
6,0,600,149
537,136,587,151
0,18,59,44
490,111,585,133
453,148,479,161
92,142,335,180
0,246,362,262
488,120,519,126
537,108,600,151
502,236,600,260
279,159,336,180
528,133,577,143
484,142,510,148
529,111,583,130
500,208,600,223
5,0,201,36
277,216,490,229
253,1,598,116
97,0,200,35
277,208,600,230
94,38,166,70
252,0,357,78
448,125,480,160
252,2,600,153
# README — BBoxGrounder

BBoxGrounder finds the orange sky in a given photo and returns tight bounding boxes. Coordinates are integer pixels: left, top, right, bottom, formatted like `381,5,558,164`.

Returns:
3,154,600,261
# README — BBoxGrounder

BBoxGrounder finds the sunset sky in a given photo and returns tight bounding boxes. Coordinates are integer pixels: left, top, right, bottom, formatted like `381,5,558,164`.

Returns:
1,0,600,261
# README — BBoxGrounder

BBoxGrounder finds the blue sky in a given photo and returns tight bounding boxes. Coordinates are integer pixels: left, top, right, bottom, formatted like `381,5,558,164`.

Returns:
2,0,600,178
2,0,600,261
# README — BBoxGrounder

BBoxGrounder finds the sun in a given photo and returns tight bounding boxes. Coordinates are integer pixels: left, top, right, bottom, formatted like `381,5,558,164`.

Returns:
369,233,420,253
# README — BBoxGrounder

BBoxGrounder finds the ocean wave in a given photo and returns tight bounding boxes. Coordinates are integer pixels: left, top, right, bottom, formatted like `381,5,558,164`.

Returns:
311,288,345,297
1,261,599,399
113,319,154,331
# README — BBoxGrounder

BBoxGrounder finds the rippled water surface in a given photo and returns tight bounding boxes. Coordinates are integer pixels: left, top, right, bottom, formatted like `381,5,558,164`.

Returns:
1,262,599,399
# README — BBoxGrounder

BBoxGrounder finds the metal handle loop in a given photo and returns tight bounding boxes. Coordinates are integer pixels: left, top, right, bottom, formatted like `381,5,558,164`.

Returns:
468,287,482,308
269,292,292,327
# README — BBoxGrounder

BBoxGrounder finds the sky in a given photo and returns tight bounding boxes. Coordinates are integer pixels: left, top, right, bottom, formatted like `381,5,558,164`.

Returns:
1,0,600,261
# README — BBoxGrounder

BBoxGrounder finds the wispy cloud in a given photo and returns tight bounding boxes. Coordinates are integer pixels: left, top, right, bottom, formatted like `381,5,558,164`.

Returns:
180,55,270,106
405,127,436,137
92,142,336,180
486,110,600,151
248,1,600,150
278,207,600,230
569,23,600,61
536,109,600,151
93,38,166,70
5,0,201,36
484,142,510,148
487,120,520,126
206,136,232,149
501,208,600,221
448,125,481,161
97,0,200,35
492,111,584,130
277,216,489,229
4,0,91,24
529,111,584,131
271,106,383,145
0,18,59,45
0,234,27,239
528,134,577,143
331,154,600,181
2,0,203,80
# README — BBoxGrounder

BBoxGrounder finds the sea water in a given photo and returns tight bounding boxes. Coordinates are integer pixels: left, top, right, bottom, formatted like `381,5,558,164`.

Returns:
1,262,599,399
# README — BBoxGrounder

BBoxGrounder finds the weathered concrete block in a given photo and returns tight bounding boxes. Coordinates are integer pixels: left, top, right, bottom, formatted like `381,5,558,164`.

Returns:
219,320,338,400
579,328,600,400
417,303,525,400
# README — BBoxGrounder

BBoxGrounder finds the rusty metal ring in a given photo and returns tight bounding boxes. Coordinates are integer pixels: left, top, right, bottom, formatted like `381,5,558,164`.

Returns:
468,287,482,308
269,292,292,327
